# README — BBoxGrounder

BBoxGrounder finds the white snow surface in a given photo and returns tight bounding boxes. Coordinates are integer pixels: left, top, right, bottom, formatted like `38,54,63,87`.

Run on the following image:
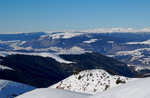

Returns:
0,65,13,70
17,76,150,98
0,51,73,64
126,39,150,45
16,88,91,98
10,43,33,50
83,39,98,44
90,77,150,98
116,48,150,65
51,69,130,94
57,46,87,54
39,32,82,40
15,69,150,98
134,66,150,71
0,79,35,98
107,41,114,44
0,40,20,44
116,48,150,58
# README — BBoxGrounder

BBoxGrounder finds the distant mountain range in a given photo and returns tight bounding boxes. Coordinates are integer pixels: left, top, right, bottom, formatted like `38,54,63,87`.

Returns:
1,31,150,76
0,32,46,51
6,31,149,67
1,31,150,97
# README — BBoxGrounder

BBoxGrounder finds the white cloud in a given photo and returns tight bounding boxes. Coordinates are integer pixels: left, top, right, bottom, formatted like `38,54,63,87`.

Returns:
83,27,150,33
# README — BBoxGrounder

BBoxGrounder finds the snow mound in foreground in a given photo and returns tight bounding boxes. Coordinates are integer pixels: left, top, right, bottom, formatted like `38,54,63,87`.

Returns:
16,88,91,98
51,69,130,94
0,79,35,98
16,77,150,98
90,77,150,98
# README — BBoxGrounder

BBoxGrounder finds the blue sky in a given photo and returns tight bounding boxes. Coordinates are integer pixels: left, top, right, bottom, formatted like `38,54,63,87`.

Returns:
0,0,150,33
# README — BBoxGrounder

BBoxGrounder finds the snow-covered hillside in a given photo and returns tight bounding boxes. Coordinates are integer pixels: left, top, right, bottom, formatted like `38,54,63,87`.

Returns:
17,31,150,67
115,48,150,66
16,77,150,98
126,39,150,45
16,88,91,98
39,32,83,40
0,79,35,98
90,77,150,98
51,69,130,94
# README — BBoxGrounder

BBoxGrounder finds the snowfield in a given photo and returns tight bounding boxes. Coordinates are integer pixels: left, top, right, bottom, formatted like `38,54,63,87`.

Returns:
57,46,87,54
90,77,150,98
115,48,150,66
0,79,35,98
126,39,150,45
39,32,82,40
16,88,91,98
51,69,130,94
16,77,150,98
83,39,98,44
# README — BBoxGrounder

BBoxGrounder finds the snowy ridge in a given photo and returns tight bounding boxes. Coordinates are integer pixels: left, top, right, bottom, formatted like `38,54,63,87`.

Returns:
38,28,150,42
0,79,35,98
51,69,130,94
115,48,150,66
116,48,148,57
134,66,150,71
57,46,87,54
0,40,20,44
39,32,82,40
10,42,33,50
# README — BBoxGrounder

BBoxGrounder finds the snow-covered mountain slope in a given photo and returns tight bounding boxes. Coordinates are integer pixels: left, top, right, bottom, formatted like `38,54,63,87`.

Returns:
19,32,150,67
57,46,87,54
2,31,150,67
40,32,83,40
114,48,150,66
0,32,46,50
16,76,150,98
134,66,150,72
126,39,150,45
16,88,91,98
51,69,130,94
90,77,150,98
0,79,35,98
